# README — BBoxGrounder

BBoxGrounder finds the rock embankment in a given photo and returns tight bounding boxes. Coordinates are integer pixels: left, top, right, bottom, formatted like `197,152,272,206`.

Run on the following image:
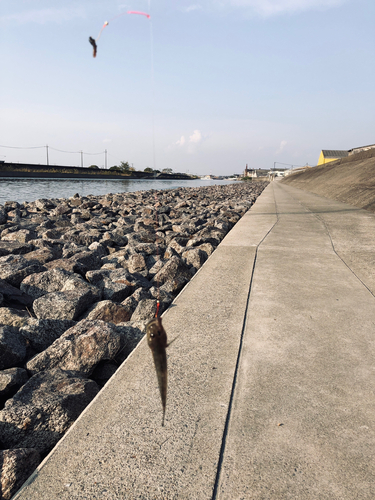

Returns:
0,181,267,498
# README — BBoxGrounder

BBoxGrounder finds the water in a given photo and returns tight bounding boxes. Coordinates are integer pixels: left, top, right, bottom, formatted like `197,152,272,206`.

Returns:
0,178,238,205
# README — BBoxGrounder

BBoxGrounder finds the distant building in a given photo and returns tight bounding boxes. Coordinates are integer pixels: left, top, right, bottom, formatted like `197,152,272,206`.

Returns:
317,150,349,165
243,164,257,178
317,143,375,165
348,144,375,155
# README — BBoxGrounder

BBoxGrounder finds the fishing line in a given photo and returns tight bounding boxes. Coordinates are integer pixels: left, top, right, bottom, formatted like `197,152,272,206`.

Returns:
154,190,161,318
148,0,156,172
89,3,156,171
96,11,151,42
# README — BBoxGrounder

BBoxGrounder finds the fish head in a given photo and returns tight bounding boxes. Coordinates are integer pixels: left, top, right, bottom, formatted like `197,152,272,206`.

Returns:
146,317,167,349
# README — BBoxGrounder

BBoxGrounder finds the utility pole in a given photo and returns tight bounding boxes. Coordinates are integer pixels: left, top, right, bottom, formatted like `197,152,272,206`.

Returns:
80,151,83,168
105,149,107,169
46,145,49,166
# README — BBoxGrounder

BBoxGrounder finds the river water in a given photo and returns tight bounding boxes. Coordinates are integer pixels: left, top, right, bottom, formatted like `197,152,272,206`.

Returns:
0,178,238,205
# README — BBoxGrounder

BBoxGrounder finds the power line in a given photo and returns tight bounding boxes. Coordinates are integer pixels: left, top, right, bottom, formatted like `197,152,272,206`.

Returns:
0,144,108,168
48,147,80,154
273,161,311,169
0,144,105,155
0,144,44,150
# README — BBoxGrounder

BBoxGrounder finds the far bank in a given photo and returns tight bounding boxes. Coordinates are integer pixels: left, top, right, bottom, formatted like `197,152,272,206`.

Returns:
0,162,193,181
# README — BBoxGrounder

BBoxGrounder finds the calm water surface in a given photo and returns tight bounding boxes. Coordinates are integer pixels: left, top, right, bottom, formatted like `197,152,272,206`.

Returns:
0,178,237,205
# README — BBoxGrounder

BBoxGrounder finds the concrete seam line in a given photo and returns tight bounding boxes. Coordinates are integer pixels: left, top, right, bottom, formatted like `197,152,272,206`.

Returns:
211,184,280,500
314,213,375,300
280,182,375,301
210,247,258,500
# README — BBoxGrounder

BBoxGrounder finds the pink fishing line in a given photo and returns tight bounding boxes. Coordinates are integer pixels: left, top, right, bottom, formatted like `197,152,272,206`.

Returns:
127,11,151,18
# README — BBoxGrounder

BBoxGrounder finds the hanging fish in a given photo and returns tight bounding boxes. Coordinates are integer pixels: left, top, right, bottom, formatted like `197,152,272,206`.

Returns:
146,316,168,426
88,36,97,57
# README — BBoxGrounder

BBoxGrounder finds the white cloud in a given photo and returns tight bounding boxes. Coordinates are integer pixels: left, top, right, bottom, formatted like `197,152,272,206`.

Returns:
184,5,203,12
167,129,206,153
193,0,346,16
248,0,345,16
276,140,287,154
189,130,202,144
176,136,186,146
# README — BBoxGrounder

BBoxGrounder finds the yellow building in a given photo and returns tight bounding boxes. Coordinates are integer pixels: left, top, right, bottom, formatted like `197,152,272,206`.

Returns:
317,150,349,165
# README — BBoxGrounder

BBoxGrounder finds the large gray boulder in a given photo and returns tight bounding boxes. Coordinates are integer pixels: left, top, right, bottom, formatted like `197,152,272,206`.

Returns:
67,250,102,273
0,448,41,500
182,247,207,270
0,241,34,257
0,368,28,400
20,319,76,352
83,300,133,324
0,327,27,370
0,308,31,329
131,299,157,323
127,254,147,274
44,258,86,275
152,255,192,294
20,268,73,300
26,319,121,376
114,322,145,365
32,283,100,321
1,229,37,244
0,279,33,307
34,198,56,210
86,269,139,302
0,368,100,454
21,247,57,265
0,207,7,225
0,255,46,287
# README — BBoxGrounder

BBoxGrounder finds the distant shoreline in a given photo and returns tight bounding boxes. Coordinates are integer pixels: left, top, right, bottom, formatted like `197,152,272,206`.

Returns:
0,162,194,181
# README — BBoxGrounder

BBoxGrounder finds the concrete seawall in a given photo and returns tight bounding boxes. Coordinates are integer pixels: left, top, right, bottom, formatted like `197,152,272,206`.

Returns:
14,182,375,499
282,148,375,212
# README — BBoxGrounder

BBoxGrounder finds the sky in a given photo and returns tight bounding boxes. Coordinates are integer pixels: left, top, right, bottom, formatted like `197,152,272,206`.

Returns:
0,0,374,176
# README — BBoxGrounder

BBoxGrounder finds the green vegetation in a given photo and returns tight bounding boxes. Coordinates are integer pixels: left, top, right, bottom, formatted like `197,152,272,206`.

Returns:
109,161,135,175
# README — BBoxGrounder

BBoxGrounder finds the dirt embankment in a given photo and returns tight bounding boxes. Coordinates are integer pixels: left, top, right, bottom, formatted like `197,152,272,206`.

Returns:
282,149,375,212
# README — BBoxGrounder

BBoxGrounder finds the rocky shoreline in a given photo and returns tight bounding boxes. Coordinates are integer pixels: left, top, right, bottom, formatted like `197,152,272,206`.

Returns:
0,181,267,499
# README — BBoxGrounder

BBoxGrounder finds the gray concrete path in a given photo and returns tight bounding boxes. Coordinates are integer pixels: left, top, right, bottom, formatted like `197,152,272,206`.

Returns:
14,182,375,499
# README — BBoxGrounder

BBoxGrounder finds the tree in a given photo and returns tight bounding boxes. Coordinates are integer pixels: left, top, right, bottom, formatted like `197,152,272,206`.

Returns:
162,168,173,174
89,165,99,169
119,161,135,172
144,167,153,173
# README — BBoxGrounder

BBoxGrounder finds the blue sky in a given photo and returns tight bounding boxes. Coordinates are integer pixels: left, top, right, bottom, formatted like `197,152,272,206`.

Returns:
0,0,374,175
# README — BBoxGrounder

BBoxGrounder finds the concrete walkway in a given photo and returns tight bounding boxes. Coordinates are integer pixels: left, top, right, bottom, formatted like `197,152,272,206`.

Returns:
14,182,375,499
